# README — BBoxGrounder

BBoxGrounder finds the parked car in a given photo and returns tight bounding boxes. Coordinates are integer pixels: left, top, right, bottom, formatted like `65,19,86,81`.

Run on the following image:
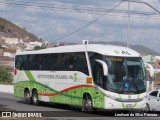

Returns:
144,88,160,111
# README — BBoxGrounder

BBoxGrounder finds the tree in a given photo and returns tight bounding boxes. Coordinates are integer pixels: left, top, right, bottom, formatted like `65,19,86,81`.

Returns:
34,46,42,50
0,66,13,84
155,72,160,79
0,45,4,49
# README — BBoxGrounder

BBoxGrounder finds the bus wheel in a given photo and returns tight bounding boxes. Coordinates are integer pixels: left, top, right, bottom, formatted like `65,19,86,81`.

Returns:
82,95,93,113
24,89,32,104
32,90,39,106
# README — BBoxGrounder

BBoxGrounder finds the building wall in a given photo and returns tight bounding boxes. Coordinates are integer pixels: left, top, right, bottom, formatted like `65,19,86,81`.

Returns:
3,38,19,45
3,52,11,57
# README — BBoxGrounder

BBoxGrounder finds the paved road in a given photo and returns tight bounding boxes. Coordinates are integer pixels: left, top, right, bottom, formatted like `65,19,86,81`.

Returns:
0,92,159,120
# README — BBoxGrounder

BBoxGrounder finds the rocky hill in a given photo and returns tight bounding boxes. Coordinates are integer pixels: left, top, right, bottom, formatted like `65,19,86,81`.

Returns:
0,17,40,42
54,41,160,55
89,41,160,55
0,17,159,55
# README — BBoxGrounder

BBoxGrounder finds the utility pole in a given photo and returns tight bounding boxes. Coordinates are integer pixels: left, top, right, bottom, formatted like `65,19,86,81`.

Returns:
127,0,130,48
124,0,160,48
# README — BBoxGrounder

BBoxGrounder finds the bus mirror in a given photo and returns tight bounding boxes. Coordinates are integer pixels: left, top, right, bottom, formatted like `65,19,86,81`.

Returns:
95,59,108,76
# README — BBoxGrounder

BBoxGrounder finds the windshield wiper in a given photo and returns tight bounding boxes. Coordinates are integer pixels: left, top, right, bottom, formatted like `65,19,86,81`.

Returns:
129,78,140,93
119,77,140,93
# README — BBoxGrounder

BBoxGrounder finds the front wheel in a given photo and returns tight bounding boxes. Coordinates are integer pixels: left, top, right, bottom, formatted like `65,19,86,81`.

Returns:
82,95,93,113
143,104,150,112
32,90,40,106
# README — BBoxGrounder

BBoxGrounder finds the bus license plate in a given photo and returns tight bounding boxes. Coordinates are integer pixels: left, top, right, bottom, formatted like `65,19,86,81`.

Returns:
125,104,132,108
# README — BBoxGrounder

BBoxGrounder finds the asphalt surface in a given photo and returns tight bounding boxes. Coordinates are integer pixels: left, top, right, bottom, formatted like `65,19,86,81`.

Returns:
0,92,159,120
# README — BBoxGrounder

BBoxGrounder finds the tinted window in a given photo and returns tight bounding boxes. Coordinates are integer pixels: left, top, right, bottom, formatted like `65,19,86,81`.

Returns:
88,52,102,75
75,52,89,75
150,91,158,97
15,55,23,70
62,52,89,75
50,54,62,70
15,52,89,75
93,63,103,88
62,53,74,70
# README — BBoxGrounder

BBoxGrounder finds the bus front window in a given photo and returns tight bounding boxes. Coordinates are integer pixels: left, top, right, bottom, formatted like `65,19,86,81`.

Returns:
106,57,146,94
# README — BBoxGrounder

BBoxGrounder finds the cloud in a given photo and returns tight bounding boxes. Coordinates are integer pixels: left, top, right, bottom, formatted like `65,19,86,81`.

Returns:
18,15,38,22
55,25,67,34
0,0,160,52
87,25,102,33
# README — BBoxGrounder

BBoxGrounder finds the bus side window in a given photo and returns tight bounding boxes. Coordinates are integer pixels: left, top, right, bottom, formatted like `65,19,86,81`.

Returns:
88,52,102,76
93,62,104,88
74,52,89,75
32,55,40,70
15,55,22,70
53,54,63,71
62,53,74,70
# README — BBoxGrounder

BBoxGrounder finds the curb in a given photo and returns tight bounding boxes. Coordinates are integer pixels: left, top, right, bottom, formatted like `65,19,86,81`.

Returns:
0,85,14,93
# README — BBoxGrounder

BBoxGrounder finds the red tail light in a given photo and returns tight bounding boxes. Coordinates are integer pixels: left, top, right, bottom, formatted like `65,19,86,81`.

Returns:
14,68,17,76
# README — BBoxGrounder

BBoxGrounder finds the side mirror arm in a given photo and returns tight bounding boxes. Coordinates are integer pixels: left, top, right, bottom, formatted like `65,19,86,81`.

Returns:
95,59,108,76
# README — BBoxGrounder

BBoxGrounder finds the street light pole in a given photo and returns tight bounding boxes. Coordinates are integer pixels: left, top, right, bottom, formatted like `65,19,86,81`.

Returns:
127,0,130,48
123,0,160,48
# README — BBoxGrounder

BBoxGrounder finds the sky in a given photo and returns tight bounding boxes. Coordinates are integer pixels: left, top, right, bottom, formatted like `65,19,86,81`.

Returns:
0,0,160,52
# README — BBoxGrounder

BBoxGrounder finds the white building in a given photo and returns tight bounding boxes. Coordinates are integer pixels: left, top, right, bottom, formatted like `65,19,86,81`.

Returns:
3,46,17,58
26,41,43,50
3,37,19,45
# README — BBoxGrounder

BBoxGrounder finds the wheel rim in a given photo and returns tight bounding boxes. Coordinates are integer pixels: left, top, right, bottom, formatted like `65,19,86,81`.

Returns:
144,105,150,112
33,92,38,104
85,99,92,111
24,91,30,103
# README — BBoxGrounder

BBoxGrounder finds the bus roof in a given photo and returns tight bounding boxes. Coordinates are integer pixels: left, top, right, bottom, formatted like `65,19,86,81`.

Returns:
16,44,141,57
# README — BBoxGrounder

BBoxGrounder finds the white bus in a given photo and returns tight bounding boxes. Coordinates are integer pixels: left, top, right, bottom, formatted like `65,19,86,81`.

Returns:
14,44,147,112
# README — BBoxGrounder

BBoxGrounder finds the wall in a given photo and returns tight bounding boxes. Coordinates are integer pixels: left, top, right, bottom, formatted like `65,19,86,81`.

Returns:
0,85,13,93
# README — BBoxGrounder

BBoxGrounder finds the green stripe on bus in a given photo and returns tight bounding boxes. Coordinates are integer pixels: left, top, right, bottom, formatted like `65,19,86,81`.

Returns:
118,94,125,108
15,81,83,99
25,71,36,82
133,94,140,108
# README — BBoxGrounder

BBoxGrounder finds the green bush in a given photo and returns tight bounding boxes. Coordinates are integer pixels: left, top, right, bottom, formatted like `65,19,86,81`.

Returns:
155,72,160,79
0,66,13,84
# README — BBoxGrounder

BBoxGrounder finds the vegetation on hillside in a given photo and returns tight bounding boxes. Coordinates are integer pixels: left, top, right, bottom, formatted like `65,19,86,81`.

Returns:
155,72,160,79
0,17,41,42
34,46,45,50
0,45,5,49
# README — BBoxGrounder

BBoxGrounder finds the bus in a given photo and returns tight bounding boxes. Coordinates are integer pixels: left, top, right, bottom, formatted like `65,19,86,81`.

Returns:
14,44,147,112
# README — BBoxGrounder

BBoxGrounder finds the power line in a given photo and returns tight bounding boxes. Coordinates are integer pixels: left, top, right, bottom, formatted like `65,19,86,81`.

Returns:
1,1,160,21
0,1,160,19
123,0,160,14
51,1,124,42
0,0,160,42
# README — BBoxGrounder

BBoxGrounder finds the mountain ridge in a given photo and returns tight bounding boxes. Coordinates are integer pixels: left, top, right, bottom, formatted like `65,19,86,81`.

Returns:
0,17,159,55
0,17,40,42
89,41,160,55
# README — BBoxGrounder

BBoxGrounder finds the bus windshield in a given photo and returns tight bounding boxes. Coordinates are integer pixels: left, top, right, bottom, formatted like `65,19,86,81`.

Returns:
106,57,146,94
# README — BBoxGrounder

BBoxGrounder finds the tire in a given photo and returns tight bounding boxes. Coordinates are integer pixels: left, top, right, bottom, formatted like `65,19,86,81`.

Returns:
143,104,150,112
32,90,40,106
24,89,32,104
82,94,93,113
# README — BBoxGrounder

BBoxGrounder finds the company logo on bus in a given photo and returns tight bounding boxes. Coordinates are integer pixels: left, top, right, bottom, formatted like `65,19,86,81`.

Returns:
114,50,132,55
122,51,131,55
114,50,120,55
